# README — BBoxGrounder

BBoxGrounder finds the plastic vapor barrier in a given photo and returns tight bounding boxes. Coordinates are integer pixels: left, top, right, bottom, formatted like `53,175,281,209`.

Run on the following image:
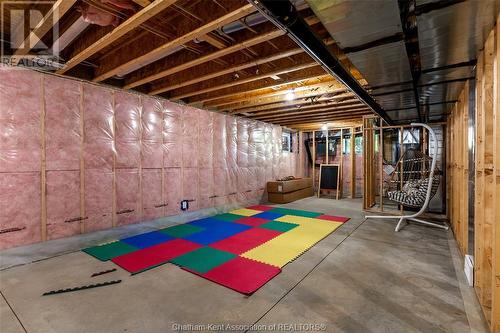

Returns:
0,67,300,249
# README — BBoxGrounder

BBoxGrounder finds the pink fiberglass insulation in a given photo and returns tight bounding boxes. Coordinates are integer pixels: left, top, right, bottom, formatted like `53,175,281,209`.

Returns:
0,67,301,249
198,110,213,168
46,170,81,239
182,107,198,168
247,121,257,167
142,98,163,169
83,83,114,170
212,113,226,169
142,168,163,220
0,173,41,249
237,118,249,168
84,169,113,232
213,167,227,199
0,68,41,173
44,75,81,171
255,123,265,167
183,168,198,211
163,101,182,168
164,167,182,216
116,168,140,226
198,167,214,209
115,91,141,168
226,117,238,169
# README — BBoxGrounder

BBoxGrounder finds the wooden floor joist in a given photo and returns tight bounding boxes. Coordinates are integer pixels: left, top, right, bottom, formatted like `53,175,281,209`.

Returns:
268,108,371,124
147,47,304,94
127,28,284,89
93,2,256,82
217,80,347,111
247,98,360,117
232,93,355,114
57,0,179,74
254,103,366,121
194,72,331,106
278,113,370,126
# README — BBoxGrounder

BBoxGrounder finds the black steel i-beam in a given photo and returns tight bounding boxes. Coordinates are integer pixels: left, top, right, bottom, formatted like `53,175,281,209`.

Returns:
398,0,423,122
249,0,393,125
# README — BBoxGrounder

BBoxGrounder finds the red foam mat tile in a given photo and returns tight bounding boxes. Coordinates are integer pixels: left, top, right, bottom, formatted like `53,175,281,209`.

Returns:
234,216,271,227
112,239,201,274
210,228,281,254
184,256,281,294
317,214,350,223
246,205,275,212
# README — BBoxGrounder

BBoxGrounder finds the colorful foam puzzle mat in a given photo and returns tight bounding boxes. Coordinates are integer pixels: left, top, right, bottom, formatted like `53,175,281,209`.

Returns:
83,205,350,294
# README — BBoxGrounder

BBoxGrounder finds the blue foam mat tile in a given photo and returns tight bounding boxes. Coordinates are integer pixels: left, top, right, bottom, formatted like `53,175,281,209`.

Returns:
121,231,174,249
183,223,251,245
252,211,286,221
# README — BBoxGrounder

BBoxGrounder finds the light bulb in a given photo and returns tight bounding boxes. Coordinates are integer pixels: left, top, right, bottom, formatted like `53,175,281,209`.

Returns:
285,90,295,101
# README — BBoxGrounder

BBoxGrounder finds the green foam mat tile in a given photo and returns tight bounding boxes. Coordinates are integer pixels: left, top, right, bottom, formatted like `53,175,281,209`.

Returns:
159,224,204,238
259,221,299,232
213,213,244,222
269,207,322,218
170,247,236,274
83,241,138,261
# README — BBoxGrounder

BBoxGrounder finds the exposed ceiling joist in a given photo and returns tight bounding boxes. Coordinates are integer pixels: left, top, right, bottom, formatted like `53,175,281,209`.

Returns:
57,0,178,74
277,112,371,126
93,2,256,82
262,109,370,124
127,14,325,90
203,74,333,107
246,97,359,117
129,28,284,89
14,0,77,56
251,101,365,120
220,80,347,111
179,63,325,102
148,46,304,95
232,92,354,114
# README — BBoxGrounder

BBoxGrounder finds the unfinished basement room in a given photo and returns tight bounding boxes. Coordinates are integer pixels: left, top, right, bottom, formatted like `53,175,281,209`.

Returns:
0,0,499,332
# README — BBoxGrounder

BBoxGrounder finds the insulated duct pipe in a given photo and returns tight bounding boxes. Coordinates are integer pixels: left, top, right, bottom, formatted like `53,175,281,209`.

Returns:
249,0,393,125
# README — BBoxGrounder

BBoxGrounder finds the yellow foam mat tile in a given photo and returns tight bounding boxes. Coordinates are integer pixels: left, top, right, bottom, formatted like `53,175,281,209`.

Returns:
242,221,342,267
229,208,262,217
276,215,343,227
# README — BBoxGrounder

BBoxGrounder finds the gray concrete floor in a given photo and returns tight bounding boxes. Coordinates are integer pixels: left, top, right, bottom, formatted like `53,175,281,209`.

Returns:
0,198,488,333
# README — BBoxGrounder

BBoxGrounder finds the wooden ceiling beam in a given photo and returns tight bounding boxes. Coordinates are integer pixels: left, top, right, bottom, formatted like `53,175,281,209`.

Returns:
131,0,226,49
166,38,337,101
257,107,369,122
14,0,77,56
251,101,365,120
57,0,178,74
277,111,372,126
246,97,359,117
133,0,152,6
200,33,228,49
233,93,354,114
128,14,335,91
147,44,302,95
219,80,347,112
93,1,255,82
201,73,332,107
126,24,283,89
173,62,324,101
